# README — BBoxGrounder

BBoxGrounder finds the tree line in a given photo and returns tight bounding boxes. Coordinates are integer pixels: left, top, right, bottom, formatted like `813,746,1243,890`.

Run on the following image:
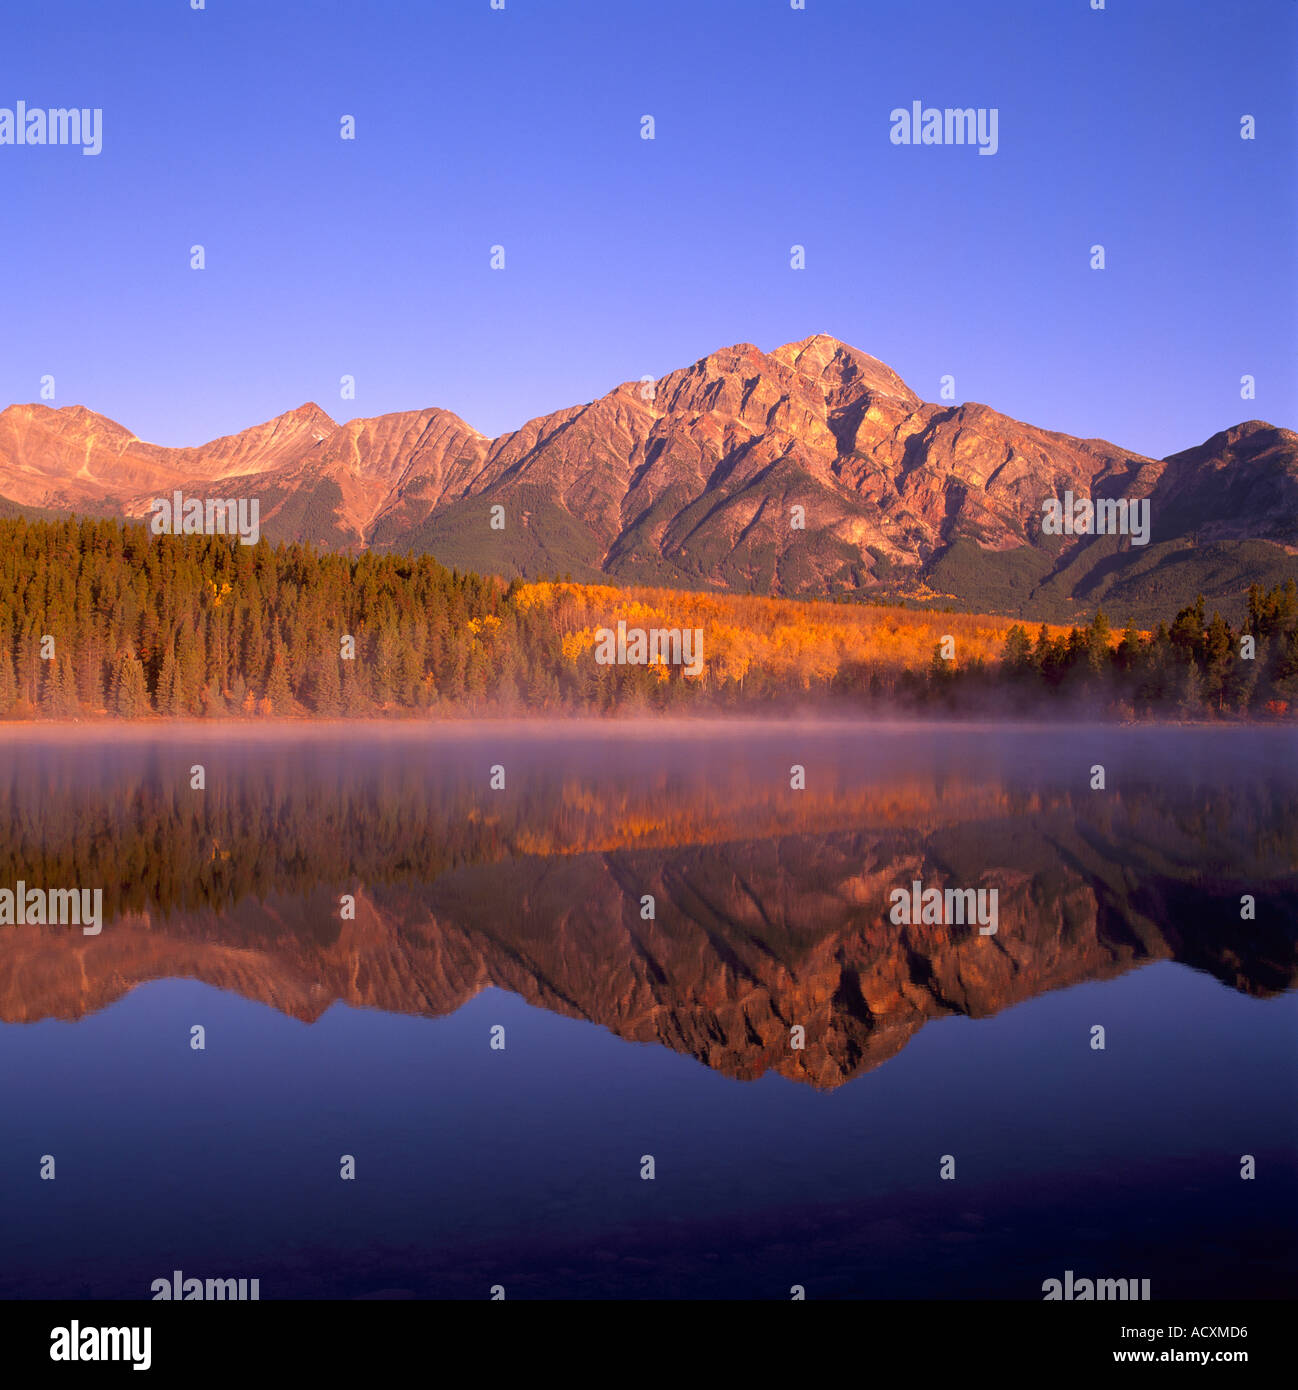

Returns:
914,586,1298,718
0,518,1293,719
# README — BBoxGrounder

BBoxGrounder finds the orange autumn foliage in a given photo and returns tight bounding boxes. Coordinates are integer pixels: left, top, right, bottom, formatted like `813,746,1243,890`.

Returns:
515,581,1079,689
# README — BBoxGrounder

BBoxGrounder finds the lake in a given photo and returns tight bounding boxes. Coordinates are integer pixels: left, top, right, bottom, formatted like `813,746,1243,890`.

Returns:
0,721,1294,1300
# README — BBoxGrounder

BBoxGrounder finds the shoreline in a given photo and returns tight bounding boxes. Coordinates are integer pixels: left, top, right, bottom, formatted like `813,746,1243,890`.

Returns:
0,714,1291,739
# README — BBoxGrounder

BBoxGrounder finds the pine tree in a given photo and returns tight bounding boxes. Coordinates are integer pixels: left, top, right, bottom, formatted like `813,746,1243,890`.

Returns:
1001,624,1032,675
112,652,150,717
265,638,293,713
1232,651,1259,714
0,640,15,716
1117,618,1141,672
158,644,183,716
1202,613,1232,712
1031,624,1051,672
341,662,369,715
1177,659,1204,718
1086,610,1111,676
46,659,80,717
310,645,342,715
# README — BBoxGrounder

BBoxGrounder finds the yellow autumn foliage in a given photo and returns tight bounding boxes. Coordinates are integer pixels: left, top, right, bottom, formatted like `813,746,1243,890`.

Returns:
516,581,1082,686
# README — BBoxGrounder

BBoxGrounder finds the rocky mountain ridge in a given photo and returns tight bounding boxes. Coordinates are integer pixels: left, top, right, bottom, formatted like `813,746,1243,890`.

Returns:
2,335,1293,621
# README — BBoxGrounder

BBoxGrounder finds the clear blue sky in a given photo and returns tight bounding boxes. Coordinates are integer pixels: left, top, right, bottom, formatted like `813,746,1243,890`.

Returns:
2,0,1294,459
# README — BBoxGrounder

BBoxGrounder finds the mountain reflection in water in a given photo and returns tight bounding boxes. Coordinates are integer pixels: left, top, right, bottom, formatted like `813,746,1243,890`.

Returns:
2,723,1294,1086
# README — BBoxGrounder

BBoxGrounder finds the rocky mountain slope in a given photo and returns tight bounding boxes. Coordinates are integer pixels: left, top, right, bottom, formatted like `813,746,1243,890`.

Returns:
2,335,1293,621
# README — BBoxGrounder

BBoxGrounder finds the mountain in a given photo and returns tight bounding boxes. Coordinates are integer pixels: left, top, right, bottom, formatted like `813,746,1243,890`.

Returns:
0,400,336,509
1,336,1293,623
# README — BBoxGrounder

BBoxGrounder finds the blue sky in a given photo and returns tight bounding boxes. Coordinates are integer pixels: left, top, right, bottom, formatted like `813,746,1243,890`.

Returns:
1,0,1293,458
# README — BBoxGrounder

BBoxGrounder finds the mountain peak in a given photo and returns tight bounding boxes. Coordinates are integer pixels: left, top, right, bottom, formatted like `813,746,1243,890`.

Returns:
286,401,330,420
0,400,135,433
1165,419,1294,464
692,342,766,372
771,334,919,406
779,332,848,356
1220,419,1292,447
0,338,1291,620
263,402,336,439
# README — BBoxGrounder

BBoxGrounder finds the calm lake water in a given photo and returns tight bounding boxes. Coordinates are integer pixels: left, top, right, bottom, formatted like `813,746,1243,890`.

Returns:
0,721,1295,1300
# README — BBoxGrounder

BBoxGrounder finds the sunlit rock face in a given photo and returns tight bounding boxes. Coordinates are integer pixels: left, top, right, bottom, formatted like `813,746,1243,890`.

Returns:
1,338,1291,611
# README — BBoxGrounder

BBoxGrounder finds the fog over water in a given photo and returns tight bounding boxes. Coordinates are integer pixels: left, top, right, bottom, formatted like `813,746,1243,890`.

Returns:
1,722,1294,1299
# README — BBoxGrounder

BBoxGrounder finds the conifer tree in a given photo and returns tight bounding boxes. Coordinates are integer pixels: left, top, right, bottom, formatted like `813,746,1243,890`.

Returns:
112,652,150,717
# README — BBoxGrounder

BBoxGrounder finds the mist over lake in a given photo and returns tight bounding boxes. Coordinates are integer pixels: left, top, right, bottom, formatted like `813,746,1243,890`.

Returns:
1,722,1294,1300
